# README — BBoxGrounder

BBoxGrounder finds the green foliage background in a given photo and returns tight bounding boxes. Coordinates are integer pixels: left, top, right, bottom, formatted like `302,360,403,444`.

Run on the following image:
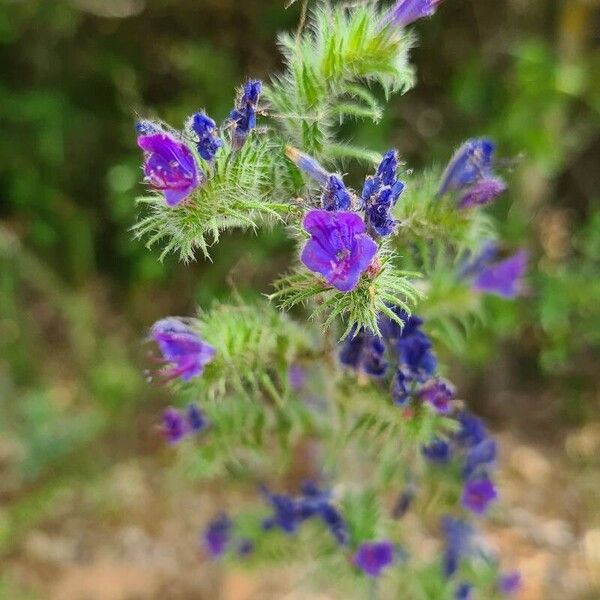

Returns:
0,0,598,594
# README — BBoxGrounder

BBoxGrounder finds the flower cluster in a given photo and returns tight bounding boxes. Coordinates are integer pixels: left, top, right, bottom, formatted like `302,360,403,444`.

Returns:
438,138,506,208
136,79,262,207
161,403,208,444
287,147,409,292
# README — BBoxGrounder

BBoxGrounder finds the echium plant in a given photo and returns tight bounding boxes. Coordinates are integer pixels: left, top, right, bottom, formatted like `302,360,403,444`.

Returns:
133,1,526,598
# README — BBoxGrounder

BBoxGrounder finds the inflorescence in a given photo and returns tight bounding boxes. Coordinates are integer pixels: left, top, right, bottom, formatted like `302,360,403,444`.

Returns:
135,0,527,593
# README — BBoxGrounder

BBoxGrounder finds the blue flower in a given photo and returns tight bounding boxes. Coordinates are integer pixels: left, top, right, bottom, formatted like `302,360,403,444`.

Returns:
441,516,473,578
419,378,455,414
455,412,488,448
203,514,232,558
138,133,203,206
300,209,378,292
391,368,412,405
151,318,216,382
461,477,498,515
438,138,496,197
387,0,444,28
322,174,353,211
190,111,223,161
455,582,474,600
339,327,388,378
463,437,497,479
472,250,527,298
261,487,300,534
285,146,330,186
361,150,405,237
228,79,262,149
186,403,208,433
422,438,453,464
395,317,437,381
353,541,394,577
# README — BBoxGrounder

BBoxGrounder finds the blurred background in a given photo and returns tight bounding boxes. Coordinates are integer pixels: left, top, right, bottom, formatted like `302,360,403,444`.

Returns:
0,0,599,598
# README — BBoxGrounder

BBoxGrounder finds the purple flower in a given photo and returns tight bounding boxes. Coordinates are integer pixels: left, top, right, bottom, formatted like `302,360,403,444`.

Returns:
186,403,208,433
228,79,262,149
162,407,190,444
339,327,388,377
203,514,232,558
455,582,474,600
438,139,496,197
498,571,522,596
354,541,394,577
419,378,455,414
300,209,378,292
459,176,507,209
387,0,444,28
472,250,527,298
151,318,216,381
285,146,330,186
462,477,498,514
160,403,207,444
190,111,223,161
463,437,497,479
422,438,453,464
322,174,353,211
362,150,405,237
441,516,473,578
138,133,202,206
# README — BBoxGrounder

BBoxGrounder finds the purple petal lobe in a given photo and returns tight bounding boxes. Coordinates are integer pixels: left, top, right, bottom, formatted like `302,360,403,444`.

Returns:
472,250,527,298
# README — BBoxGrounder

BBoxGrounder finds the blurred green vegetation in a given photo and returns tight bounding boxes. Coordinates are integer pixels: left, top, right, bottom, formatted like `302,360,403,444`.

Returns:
0,0,598,581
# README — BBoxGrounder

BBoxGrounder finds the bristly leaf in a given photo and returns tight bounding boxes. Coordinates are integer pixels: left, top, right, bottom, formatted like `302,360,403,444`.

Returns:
269,250,423,338
265,1,416,159
132,137,293,262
